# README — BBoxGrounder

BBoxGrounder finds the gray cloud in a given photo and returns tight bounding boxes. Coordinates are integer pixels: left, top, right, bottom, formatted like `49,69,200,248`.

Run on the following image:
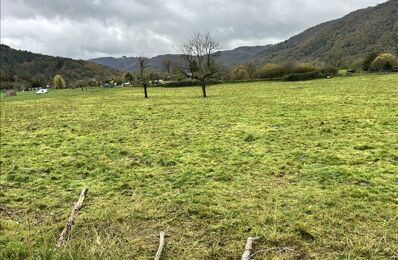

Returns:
1,0,388,59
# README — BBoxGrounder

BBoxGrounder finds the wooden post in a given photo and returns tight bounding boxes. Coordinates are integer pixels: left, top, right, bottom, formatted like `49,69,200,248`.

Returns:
56,187,88,248
154,231,165,260
241,237,260,260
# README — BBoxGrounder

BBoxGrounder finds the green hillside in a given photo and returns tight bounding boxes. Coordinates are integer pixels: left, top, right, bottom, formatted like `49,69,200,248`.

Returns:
0,44,122,90
90,1,398,71
253,0,398,66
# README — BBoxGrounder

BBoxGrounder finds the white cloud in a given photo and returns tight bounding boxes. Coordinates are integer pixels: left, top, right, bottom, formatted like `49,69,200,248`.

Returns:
0,0,388,59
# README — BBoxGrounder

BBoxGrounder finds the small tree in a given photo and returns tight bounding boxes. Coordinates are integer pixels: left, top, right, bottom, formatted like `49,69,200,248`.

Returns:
362,52,380,71
138,55,150,98
53,74,66,89
124,72,134,82
230,64,249,80
179,32,220,98
369,53,398,72
162,60,173,80
171,63,185,81
327,49,343,69
149,72,160,82
31,77,45,88
245,62,257,79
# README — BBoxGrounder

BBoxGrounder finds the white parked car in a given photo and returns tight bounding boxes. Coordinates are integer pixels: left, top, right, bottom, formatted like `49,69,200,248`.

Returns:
36,88,49,94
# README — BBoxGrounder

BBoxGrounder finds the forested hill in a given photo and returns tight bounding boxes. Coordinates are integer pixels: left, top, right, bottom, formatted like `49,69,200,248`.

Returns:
252,0,398,66
90,1,397,71
2,0,396,88
0,44,121,89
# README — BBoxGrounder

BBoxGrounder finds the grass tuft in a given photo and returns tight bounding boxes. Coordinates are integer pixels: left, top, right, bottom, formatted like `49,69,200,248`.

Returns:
1,74,397,259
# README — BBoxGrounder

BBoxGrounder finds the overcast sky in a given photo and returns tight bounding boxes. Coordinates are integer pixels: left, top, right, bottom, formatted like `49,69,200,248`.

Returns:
0,0,388,59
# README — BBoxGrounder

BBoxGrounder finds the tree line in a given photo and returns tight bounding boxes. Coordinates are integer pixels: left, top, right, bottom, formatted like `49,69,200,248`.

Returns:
0,44,119,91
3,34,397,98
133,33,398,98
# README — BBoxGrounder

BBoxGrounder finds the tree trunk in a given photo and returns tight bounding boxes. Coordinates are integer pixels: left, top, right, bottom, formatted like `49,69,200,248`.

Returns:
144,84,148,98
201,79,207,98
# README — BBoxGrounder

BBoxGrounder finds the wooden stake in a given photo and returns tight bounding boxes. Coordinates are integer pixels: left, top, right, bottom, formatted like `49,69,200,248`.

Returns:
56,187,88,248
241,236,260,260
154,231,165,260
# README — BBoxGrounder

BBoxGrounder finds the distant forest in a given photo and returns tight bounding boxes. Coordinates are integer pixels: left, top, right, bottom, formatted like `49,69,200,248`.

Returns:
1,0,397,90
0,44,121,90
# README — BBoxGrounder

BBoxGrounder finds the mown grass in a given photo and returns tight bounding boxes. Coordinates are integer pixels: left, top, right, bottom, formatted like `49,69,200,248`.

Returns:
1,74,397,259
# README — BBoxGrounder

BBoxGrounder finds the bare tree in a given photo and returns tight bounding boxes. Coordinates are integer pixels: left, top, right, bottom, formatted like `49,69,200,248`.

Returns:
328,49,343,69
179,32,220,98
162,60,173,79
245,61,257,79
138,55,150,98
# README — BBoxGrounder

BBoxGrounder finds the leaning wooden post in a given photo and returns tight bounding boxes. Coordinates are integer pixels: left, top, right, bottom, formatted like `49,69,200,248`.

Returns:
56,187,89,248
154,231,165,260
241,236,260,260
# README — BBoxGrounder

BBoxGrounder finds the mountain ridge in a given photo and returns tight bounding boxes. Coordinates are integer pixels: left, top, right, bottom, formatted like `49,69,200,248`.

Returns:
252,0,398,65
89,45,273,72
90,0,397,71
2,0,396,88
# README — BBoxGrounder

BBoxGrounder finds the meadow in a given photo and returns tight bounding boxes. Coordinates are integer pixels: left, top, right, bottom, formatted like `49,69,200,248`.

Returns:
1,74,397,259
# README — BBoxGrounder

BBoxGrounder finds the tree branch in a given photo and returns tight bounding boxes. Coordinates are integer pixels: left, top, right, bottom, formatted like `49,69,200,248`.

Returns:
154,231,165,260
241,237,260,260
56,187,88,248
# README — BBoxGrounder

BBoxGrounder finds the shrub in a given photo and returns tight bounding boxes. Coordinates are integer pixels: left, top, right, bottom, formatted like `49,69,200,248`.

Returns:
53,74,66,89
228,62,332,81
229,65,249,80
282,71,326,81
255,63,292,79
255,63,321,79
362,52,380,71
5,89,17,96
320,66,338,75
124,72,134,82
369,53,398,72
245,62,257,79
292,63,318,74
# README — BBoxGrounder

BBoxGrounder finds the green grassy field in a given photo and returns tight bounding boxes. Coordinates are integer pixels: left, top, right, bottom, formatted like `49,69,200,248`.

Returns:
1,74,397,259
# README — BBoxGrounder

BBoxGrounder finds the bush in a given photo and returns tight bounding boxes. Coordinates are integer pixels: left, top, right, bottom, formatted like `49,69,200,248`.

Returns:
320,66,338,75
53,74,66,89
282,71,326,81
255,63,292,79
291,63,318,74
229,65,249,80
369,53,398,72
5,89,17,96
255,63,320,79
362,52,380,71
227,62,333,81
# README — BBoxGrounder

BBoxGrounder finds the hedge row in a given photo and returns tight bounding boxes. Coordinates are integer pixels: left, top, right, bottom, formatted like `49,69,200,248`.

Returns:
282,71,327,81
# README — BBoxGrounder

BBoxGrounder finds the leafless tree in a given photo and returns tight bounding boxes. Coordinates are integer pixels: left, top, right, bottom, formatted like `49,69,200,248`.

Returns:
245,61,257,79
138,55,150,98
328,49,343,69
162,60,173,79
179,32,220,98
